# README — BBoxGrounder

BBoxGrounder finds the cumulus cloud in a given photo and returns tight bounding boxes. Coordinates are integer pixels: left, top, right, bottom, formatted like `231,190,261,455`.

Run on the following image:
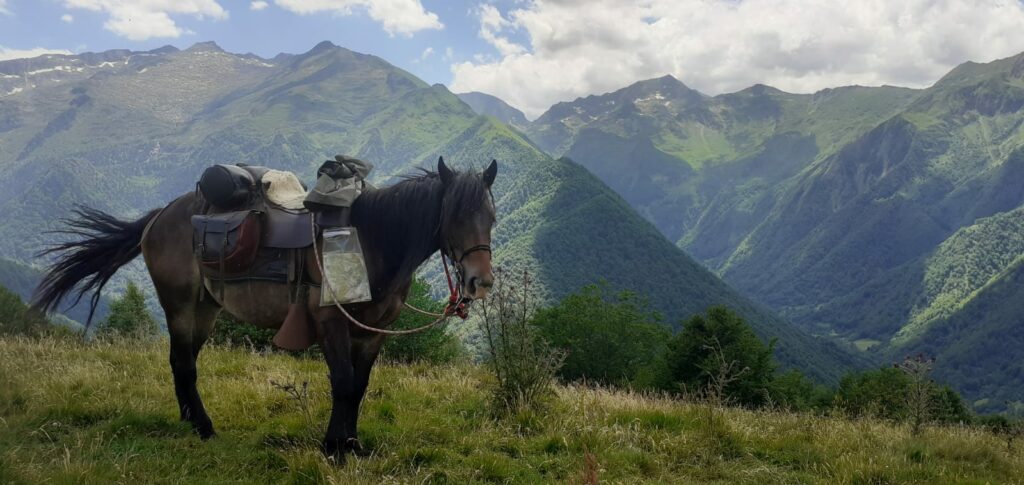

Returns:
0,46,74,61
0,0,9,15
274,0,443,36
250,1,269,10
61,13,74,23
477,4,524,56
63,0,228,41
451,0,1024,119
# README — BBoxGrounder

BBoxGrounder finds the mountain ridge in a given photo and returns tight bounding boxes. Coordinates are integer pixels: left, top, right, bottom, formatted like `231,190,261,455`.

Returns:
514,50,1024,408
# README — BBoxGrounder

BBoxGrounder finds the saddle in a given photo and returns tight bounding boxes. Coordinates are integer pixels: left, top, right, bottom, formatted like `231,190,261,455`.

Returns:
191,159,370,350
191,164,314,280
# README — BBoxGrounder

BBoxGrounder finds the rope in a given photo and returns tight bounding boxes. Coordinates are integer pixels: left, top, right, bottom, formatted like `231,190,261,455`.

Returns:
402,302,446,317
311,216,453,335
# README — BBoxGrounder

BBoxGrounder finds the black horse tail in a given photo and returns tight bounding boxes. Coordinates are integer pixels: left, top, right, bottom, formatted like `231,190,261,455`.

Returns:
32,206,160,328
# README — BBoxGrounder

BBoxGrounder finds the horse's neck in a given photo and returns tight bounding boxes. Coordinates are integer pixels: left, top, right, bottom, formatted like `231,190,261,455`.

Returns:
353,183,442,296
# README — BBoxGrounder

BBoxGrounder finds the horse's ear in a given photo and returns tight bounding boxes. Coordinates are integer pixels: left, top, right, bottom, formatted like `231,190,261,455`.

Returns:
438,156,454,185
483,159,497,188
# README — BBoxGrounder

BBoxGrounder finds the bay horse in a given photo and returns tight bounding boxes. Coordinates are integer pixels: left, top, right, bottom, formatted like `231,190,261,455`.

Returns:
32,157,497,459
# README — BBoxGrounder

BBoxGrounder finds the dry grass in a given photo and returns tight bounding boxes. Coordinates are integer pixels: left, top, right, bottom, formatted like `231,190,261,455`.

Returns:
1,335,1021,484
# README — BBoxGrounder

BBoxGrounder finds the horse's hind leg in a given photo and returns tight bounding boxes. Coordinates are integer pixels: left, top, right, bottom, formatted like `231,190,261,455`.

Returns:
165,288,221,439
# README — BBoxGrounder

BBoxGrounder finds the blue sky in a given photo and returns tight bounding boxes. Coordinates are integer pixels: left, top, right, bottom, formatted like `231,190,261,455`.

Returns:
3,1,1024,119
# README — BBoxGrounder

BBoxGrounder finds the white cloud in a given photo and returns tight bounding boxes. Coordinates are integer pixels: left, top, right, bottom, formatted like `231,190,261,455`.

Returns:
420,46,434,60
0,0,9,15
477,4,524,56
443,46,454,62
451,0,1024,119
250,1,269,10
61,13,74,23
274,0,443,36
63,0,228,41
0,46,74,61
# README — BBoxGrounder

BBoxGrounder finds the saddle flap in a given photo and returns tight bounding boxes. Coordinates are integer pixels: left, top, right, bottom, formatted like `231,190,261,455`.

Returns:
263,208,314,248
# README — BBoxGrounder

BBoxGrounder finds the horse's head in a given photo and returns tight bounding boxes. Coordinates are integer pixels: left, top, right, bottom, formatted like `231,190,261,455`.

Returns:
438,157,497,300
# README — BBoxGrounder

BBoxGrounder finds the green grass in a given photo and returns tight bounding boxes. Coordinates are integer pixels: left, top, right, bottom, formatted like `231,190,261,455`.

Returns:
1,336,1021,484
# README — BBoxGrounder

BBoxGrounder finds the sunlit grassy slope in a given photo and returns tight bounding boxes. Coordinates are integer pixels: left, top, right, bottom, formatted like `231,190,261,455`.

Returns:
1,336,1020,484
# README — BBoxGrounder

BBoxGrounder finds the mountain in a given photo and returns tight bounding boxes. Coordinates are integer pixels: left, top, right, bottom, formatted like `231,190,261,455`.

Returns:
523,54,1024,407
0,41,861,382
456,91,529,129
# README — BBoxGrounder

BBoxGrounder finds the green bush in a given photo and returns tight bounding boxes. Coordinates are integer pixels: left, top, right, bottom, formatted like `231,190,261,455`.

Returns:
834,366,972,425
209,312,276,348
664,306,776,406
94,282,158,340
0,285,51,337
769,369,832,411
532,284,670,387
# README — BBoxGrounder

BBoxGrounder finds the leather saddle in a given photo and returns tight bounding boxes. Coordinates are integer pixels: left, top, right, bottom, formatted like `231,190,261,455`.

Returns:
191,164,316,279
192,164,326,351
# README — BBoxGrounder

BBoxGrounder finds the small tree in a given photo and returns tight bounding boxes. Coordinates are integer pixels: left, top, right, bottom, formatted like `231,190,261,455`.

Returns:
532,284,669,387
96,282,158,339
664,307,776,406
382,278,464,364
0,285,50,336
896,354,935,434
480,269,564,413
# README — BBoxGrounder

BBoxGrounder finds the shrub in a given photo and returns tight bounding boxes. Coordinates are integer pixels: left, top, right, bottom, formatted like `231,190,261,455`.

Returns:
769,369,832,412
532,284,669,387
834,363,972,426
480,269,564,414
0,285,51,337
664,306,776,406
209,312,276,348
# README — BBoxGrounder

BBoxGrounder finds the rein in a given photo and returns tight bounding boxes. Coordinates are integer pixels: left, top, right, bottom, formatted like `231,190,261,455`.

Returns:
311,215,481,336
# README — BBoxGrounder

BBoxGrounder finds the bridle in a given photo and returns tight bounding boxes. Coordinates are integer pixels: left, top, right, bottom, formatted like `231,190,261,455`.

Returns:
440,243,492,319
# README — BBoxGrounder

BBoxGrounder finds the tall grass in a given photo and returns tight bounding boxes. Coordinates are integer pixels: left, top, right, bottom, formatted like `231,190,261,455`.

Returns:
1,335,1021,483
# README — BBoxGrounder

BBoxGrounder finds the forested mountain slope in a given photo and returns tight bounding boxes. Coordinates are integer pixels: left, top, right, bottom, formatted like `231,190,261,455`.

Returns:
518,52,1024,407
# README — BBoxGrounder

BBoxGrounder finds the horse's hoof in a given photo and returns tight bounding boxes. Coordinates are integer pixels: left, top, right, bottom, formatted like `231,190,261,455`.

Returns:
346,438,370,456
192,421,216,440
321,439,348,465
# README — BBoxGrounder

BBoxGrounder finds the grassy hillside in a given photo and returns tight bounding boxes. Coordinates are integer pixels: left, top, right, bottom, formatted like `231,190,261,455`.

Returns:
1,336,1020,484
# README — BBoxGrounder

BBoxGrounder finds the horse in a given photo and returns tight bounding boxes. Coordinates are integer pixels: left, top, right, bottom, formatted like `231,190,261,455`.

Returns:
32,157,498,459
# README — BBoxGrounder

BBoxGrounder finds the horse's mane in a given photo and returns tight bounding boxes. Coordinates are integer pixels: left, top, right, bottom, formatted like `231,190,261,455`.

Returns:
351,167,493,291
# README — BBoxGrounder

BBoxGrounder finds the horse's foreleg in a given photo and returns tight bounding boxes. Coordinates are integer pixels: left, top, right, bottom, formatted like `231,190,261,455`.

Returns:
345,336,385,454
320,316,356,460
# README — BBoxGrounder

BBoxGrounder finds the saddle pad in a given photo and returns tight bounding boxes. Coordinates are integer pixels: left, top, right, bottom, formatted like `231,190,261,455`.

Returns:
262,170,307,210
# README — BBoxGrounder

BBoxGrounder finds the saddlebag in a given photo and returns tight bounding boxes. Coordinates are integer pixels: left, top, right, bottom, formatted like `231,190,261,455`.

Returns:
191,211,262,275
198,164,256,209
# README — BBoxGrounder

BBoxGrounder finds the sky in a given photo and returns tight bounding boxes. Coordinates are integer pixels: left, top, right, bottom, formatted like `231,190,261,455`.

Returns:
3,0,1024,119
